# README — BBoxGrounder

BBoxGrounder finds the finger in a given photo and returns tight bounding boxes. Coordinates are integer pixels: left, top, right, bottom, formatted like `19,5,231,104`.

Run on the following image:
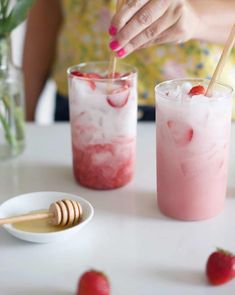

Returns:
118,5,182,57
139,17,186,48
110,0,149,33
110,0,170,49
154,16,188,44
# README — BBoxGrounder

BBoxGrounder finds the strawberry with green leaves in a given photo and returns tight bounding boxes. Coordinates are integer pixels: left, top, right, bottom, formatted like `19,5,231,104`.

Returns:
206,248,235,285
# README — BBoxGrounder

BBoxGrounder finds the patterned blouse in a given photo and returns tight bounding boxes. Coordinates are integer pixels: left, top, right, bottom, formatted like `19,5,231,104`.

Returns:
52,0,235,119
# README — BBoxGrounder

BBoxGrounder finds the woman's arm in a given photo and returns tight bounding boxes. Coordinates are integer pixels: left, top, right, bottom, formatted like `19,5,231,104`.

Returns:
108,0,235,58
23,0,63,121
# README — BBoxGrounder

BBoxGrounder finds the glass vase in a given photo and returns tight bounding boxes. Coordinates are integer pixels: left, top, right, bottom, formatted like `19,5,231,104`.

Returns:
0,36,25,160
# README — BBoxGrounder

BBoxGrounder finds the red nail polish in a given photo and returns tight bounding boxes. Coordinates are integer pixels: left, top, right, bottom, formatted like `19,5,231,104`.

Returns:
109,40,120,51
116,48,126,58
109,25,117,36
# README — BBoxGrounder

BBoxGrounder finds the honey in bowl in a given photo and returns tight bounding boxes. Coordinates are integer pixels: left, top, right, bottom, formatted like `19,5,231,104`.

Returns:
11,199,83,233
12,210,67,233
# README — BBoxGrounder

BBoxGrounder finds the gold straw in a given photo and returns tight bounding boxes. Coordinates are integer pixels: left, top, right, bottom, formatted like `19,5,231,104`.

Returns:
206,24,235,97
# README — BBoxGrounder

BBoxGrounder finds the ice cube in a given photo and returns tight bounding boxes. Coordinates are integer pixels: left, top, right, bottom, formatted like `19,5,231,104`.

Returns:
167,120,194,146
164,85,181,101
74,79,94,97
190,94,210,103
181,82,192,94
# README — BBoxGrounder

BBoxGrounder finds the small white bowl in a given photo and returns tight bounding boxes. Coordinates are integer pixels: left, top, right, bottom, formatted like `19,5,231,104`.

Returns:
0,191,94,243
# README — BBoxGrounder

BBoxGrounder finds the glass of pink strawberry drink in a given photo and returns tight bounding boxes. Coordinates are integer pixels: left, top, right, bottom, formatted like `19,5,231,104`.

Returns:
67,62,137,189
156,78,233,220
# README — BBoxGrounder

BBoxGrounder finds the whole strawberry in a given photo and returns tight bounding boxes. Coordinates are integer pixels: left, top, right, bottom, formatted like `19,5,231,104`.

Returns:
76,269,110,295
206,248,235,285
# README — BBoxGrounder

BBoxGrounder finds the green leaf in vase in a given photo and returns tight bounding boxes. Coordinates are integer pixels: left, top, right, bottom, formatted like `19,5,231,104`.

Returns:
0,0,36,36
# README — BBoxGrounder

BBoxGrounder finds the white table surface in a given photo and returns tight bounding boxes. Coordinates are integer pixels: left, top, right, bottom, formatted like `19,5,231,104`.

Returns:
0,122,235,295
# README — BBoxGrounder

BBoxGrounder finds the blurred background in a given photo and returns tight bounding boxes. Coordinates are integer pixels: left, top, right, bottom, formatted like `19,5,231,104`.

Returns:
12,22,55,125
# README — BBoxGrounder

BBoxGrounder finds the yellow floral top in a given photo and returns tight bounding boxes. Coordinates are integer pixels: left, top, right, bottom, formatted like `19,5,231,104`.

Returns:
53,0,235,119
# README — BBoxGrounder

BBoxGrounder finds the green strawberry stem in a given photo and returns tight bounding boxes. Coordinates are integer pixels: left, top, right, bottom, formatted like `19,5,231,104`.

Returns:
216,248,233,256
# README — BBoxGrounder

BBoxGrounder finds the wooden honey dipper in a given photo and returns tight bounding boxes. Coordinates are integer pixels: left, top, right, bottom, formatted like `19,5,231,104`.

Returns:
0,199,82,227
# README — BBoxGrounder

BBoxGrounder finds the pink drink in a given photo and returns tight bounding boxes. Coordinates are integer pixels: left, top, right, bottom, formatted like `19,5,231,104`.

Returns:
156,79,233,220
67,62,137,189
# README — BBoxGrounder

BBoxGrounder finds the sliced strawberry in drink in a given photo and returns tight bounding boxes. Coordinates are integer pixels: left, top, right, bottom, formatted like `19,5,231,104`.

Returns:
107,85,130,108
84,73,102,79
83,73,102,90
167,121,173,129
121,79,132,88
86,80,96,90
167,120,194,146
113,72,121,78
188,85,205,96
106,72,132,79
71,72,101,90
121,72,133,87
106,72,121,79
105,72,133,87
121,72,131,78
71,70,83,77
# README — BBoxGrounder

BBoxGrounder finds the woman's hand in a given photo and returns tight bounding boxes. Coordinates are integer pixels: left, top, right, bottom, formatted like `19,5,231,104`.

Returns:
108,0,200,57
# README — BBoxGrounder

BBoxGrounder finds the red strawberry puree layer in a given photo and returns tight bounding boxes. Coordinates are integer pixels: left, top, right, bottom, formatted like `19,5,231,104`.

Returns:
72,139,135,189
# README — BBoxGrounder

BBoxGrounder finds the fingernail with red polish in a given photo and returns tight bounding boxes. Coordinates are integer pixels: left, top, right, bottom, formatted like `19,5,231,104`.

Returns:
108,25,117,36
116,48,126,58
109,40,120,51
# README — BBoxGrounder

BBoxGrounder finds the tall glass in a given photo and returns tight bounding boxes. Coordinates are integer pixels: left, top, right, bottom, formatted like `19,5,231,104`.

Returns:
156,79,233,220
67,61,137,190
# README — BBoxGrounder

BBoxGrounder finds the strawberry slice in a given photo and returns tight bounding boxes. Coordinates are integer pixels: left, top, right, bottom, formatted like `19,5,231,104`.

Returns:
107,86,130,108
83,73,102,90
167,120,193,145
105,72,121,79
121,72,133,87
71,71,102,79
188,85,205,96
71,70,132,92
105,72,132,79
86,80,96,90
71,70,83,77
105,72,133,88
84,73,102,79
121,72,131,78
206,248,235,285
71,71,101,90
